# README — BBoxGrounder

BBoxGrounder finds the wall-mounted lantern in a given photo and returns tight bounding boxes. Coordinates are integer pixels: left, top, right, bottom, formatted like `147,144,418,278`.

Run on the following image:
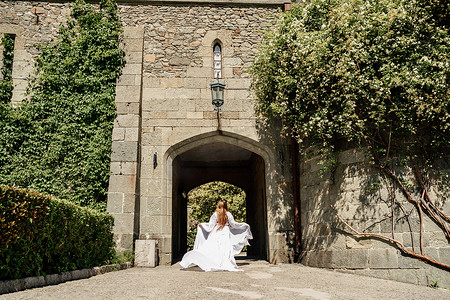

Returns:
210,79,226,112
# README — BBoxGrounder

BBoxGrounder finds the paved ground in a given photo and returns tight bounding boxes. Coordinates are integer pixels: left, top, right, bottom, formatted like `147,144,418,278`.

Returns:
1,258,449,300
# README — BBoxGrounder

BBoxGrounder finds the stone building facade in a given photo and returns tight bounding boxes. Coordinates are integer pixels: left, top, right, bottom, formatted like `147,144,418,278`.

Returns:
300,148,450,288
1,0,449,288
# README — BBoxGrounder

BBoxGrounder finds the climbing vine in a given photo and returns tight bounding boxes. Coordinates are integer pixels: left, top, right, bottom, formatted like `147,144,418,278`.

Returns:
0,33,14,104
251,0,449,269
0,0,125,211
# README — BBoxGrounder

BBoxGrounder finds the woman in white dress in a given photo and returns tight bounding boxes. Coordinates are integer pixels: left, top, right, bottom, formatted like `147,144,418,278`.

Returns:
179,200,253,272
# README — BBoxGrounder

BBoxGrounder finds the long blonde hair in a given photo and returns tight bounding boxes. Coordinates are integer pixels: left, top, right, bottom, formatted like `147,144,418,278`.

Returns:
216,200,228,231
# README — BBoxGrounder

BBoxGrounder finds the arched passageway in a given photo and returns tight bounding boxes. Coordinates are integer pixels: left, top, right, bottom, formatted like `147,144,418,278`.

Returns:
170,137,268,263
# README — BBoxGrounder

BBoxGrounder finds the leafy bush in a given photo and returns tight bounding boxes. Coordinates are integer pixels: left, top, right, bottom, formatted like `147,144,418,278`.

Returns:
0,185,115,280
251,0,448,160
187,181,247,249
0,0,125,211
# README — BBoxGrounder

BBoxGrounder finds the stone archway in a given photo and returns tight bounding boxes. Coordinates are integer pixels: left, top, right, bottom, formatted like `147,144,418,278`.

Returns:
165,131,270,263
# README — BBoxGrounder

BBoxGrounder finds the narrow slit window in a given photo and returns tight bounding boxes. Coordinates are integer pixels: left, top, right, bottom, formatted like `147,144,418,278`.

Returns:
213,43,222,79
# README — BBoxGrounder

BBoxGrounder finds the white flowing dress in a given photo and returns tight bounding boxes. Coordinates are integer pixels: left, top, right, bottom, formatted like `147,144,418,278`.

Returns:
179,211,253,272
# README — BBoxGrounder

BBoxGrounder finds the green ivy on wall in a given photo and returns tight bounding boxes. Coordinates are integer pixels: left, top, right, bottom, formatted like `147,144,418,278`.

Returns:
251,0,449,269
0,0,125,211
0,33,14,104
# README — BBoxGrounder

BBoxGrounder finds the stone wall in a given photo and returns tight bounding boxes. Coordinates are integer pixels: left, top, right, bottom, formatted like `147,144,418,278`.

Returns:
0,1,70,104
0,0,295,265
299,147,450,288
109,1,295,265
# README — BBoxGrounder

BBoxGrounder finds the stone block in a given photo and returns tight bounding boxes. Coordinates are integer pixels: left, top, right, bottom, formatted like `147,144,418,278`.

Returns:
345,236,373,249
111,141,138,162
427,231,448,247
123,193,137,214
112,127,125,141
328,233,347,250
23,276,45,290
115,114,139,128
141,196,162,215
124,38,143,52
302,250,332,268
353,269,389,280
135,239,157,267
169,57,190,66
12,49,31,61
107,192,124,214
71,269,89,280
13,78,28,90
111,213,135,233
159,252,172,266
143,76,159,88
437,247,450,263
178,99,196,111
142,88,169,101
186,111,203,119
59,272,72,283
402,232,429,248
423,216,442,232
110,162,137,176
12,60,33,79
226,78,251,89
159,78,183,88
125,127,139,142
239,109,255,119
123,26,144,39
331,249,369,269
122,63,142,75
223,57,243,67
115,233,134,251
0,278,22,294
11,89,26,103
369,248,399,269
44,273,60,285
125,51,143,64
183,77,207,89
115,85,141,103
157,235,172,254
398,252,423,269
388,269,419,285
140,215,162,234
116,102,140,116
141,178,164,196
117,74,140,86
108,174,136,194
167,111,187,119
186,67,210,78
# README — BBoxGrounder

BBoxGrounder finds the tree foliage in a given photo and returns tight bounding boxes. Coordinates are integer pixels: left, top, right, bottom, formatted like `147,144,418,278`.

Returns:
251,0,448,160
187,181,247,249
251,0,449,268
0,0,125,211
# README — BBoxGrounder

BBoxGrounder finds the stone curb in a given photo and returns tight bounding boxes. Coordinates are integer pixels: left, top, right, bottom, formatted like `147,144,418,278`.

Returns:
0,262,133,295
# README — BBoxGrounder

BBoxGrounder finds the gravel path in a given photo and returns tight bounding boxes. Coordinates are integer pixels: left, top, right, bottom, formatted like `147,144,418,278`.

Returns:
2,259,448,300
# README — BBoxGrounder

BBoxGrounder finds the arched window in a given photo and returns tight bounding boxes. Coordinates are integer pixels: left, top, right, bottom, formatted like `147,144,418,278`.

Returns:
213,43,222,79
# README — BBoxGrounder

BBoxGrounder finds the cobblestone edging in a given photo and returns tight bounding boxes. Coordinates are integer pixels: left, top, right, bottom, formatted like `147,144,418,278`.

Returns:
0,262,133,295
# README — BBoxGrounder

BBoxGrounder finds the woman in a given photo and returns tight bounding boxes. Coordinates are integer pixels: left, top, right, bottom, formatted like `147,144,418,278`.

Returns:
179,200,253,272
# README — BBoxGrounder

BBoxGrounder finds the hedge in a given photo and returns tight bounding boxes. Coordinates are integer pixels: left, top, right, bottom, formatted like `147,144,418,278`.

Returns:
0,185,115,280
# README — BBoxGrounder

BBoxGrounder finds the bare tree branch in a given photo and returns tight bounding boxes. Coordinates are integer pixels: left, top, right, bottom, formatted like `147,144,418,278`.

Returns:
337,214,450,271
